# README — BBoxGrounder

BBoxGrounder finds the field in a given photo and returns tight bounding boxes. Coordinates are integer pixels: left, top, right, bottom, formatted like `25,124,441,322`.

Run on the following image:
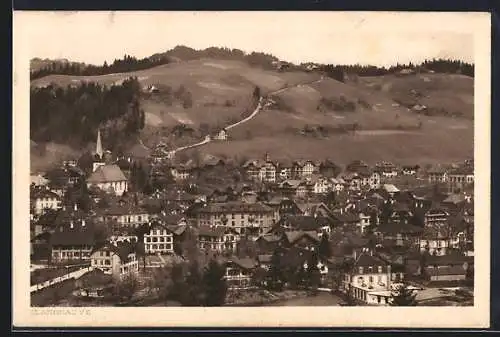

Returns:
30,58,474,169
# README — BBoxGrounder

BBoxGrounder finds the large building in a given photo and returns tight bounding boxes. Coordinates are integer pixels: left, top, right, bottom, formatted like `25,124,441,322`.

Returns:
196,201,276,237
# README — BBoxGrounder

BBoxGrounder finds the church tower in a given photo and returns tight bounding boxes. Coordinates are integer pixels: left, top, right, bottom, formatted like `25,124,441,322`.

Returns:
92,129,106,172
95,129,103,160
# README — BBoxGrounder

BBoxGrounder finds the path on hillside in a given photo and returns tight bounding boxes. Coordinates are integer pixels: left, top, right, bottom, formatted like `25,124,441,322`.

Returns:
30,266,95,293
168,77,325,155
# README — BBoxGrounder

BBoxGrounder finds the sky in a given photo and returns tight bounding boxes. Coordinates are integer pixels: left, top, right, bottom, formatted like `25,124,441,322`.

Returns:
15,11,480,67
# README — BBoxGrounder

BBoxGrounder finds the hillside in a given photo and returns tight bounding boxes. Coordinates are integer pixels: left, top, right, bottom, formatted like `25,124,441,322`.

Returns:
30,57,474,170
356,73,474,120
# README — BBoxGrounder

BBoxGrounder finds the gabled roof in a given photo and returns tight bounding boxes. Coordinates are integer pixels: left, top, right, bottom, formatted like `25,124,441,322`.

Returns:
354,252,388,267
284,230,320,244
31,188,61,200
279,215,332,231
51,223,96,246
87,164,127,183
226,257,257,270
91,241,137,262
376,221,423,235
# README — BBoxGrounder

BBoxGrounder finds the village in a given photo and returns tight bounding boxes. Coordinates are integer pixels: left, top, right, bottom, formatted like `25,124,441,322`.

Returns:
29,127,475,307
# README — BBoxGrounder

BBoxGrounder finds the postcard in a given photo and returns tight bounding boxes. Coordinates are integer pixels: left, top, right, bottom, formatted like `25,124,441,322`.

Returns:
13,11,490,328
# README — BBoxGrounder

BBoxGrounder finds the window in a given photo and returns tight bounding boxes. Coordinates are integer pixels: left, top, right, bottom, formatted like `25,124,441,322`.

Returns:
369,276,373,283
138,216,142,222
106,251,110,257
105,259,111,265
359,267,364,274
159,244,164,250
166,244,172,250
159,237,165,242
378,266,382,273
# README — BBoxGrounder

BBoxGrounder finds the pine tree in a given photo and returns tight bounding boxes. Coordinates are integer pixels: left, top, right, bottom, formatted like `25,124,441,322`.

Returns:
390,283,418,306
202,259,228,306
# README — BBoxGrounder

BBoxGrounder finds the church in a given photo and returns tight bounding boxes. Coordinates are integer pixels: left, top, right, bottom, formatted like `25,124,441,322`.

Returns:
87,129,129,196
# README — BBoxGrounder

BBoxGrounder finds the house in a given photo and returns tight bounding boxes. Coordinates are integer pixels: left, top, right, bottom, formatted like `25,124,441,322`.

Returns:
97,203,151,229
277,159,294,180
275,179,305,198
276,215,333,238
170,163,193,181
427,167,448,183
424,253,472,282
144,221,175,254
448,166,474,192
223,257,257,289
292,160,317,178
197,226,240,252
375,162,399,179
319,160,341,178
331,211,361,233
424,206,449,227
382,184,399,197
296,202,333,218
242,159,277,183
420,226,451,256
196,201,276,237
255,233,282,254
90,241,139,280
330,177,346,192
50,219,95,263
306,175,332,194
375,221,423,248
87,164,128,196
279,230,320,251
213,128,228,141
343,251,394,305
402,165,420,176
31,187,62,215
31,174,49,187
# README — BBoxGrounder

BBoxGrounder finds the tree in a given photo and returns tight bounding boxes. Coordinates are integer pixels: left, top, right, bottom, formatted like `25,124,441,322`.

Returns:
389,283,418,306
318,233,331,259
134,223,150,271
181,260,204,306
202,259,228,306
253,86,261,100
266,249,284,291
114,273,139,302
306,251,321,290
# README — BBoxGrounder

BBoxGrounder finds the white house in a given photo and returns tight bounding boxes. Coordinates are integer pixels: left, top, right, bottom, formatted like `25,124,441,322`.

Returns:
213,128,228,141
90,241,139,280
144,222,175,254
31,188,62,215
343,251,396,305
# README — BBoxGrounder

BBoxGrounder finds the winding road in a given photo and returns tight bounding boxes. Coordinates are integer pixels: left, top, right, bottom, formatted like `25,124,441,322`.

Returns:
143,76,325,156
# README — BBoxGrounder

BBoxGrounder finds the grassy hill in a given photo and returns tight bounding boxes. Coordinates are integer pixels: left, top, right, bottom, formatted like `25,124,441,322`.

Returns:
356,73,474,120
30,57,474,169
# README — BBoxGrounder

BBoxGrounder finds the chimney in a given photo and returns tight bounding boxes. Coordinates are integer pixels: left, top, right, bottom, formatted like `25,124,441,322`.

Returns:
74,203,78,211
81,219,86,227
70,221,74,229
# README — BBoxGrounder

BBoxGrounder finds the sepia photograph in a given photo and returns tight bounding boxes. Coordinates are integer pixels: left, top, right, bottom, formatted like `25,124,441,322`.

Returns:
13,11,490,328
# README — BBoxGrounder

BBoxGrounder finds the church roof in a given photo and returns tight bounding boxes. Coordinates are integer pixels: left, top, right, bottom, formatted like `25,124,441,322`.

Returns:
87,164,127,183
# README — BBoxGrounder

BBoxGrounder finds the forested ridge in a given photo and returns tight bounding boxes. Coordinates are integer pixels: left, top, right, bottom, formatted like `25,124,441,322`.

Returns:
30,77,145,152
31,45,474,81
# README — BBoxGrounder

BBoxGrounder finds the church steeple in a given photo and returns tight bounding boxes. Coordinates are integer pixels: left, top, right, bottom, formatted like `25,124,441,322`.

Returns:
96,129,103,160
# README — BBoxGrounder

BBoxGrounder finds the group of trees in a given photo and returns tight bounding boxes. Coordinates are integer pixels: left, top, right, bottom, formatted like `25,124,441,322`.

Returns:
320,58,474,82
30,54,170,80
152,257,228,306
30,77,145,150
